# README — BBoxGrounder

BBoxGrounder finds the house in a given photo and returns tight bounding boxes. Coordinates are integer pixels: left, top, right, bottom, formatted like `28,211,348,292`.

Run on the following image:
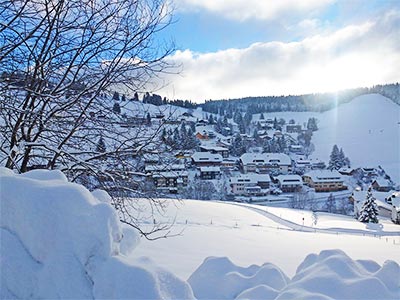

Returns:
191,152,223,167
175,150,193,159
302,170,347,192
275,175,303,193
240,153,292,174
199,166,221,180
230,174,271,196
371,179,393,192
196,132,209,140
338,167,356,176
221,158,237,171
350,190,393,219
152,171,189,194
289,144,304,154
286,124,302,133
199,145,229,158
361,167,378,178
295,159,311,171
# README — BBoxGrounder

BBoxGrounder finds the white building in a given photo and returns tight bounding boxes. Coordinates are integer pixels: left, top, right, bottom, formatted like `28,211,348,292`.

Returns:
303,170,346,192
191,152,223,166
240,153,292,174
230,174,271,196
275,175,303,193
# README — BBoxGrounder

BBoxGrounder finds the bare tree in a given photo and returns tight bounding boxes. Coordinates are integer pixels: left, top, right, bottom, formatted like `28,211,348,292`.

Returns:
0,0,178,239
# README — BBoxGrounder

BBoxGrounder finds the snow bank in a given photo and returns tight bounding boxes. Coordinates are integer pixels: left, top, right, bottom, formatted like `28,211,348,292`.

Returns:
189,250,400,300
0,168,194,299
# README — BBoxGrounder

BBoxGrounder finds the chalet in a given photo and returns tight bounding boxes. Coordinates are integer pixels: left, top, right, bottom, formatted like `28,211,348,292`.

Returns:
152,171,189,194
199,145,229,158
196,119,209,126
275,175,303,193
195,132,209,140
302,170,346,192
273,131,283,138
286,124,302,133
230,174,271,196
350,190,393,219
221,158,237,171
289,144,304,154
295,159,311,171
199,166,221,180
361,167,378,178
143,154,160,165
240,153,292,174
338,167,356,176
175,150,193,159
311,160,326,170
371,179,393,192
191,152,223,167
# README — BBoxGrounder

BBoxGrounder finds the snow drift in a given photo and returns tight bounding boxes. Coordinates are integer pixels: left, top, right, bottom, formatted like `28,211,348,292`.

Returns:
0,168,194,299
189,250,400,300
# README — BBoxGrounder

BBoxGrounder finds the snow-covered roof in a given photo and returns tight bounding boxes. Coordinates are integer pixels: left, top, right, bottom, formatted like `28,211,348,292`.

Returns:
303,170,343,183
240,153,291,166
276,175,303,185
199,145,229,152
230,174,271,185
145,164,186,172
152,171,189,178
199,166,221,172
373,178,392,187
192,152,223,163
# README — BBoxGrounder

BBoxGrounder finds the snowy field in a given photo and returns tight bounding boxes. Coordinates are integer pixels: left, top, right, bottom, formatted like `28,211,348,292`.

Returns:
253,94,400,184
133,198,400,280
1,169,399,299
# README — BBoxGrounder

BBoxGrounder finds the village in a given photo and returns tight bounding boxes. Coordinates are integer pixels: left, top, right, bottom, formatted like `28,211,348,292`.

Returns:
135,106,400,224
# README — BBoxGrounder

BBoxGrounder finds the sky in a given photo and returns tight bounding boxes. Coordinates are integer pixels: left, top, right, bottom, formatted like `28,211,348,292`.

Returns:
155,0,400,102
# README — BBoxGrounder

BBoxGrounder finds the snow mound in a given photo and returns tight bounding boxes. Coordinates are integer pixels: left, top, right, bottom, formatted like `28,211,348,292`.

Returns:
188,256,289,299
189,250,400,300
0,168,194,299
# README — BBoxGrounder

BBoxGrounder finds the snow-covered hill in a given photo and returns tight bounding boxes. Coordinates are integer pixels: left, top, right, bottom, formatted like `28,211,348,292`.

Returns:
250,93,400,183
312,94,400,184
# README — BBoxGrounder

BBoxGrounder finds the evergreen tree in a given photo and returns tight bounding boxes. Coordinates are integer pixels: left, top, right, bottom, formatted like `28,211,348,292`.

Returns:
231,134,246,156
113,102,121,114
121,94,126,101
112,91,120,101
146,112,151,126
273,117,278,130
132,92,139,101
325,193,336,213
328,145,341,170
260,113,265,120
358,187,379,223
307,117,318,131
96,136,106,153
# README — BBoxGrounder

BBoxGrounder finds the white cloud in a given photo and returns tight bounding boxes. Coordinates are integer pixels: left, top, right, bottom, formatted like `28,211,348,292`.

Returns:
175,0,335,21
159,10,400,102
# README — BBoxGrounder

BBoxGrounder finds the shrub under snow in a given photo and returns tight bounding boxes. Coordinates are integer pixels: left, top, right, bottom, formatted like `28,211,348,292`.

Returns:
0,168,194,299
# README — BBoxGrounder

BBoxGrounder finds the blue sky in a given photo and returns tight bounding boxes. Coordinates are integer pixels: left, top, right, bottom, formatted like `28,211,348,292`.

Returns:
156,0,400,102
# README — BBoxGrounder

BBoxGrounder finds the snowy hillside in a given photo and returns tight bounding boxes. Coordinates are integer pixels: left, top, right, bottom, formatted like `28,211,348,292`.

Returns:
250,93,400,183
312,94,400,184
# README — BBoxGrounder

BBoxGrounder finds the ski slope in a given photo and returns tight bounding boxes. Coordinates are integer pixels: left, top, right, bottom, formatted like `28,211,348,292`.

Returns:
251,94,400,183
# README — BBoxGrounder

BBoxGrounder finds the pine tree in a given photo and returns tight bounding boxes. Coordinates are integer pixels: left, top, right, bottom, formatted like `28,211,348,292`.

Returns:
146,112,151,126
358,187,379,223
112,91,120,101
328,144,341,170
113,102,121,114
260,113,265,120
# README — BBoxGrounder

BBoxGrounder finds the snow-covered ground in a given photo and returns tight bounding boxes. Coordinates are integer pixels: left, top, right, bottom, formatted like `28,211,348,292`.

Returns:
1,169,399,299
133,198,400,281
